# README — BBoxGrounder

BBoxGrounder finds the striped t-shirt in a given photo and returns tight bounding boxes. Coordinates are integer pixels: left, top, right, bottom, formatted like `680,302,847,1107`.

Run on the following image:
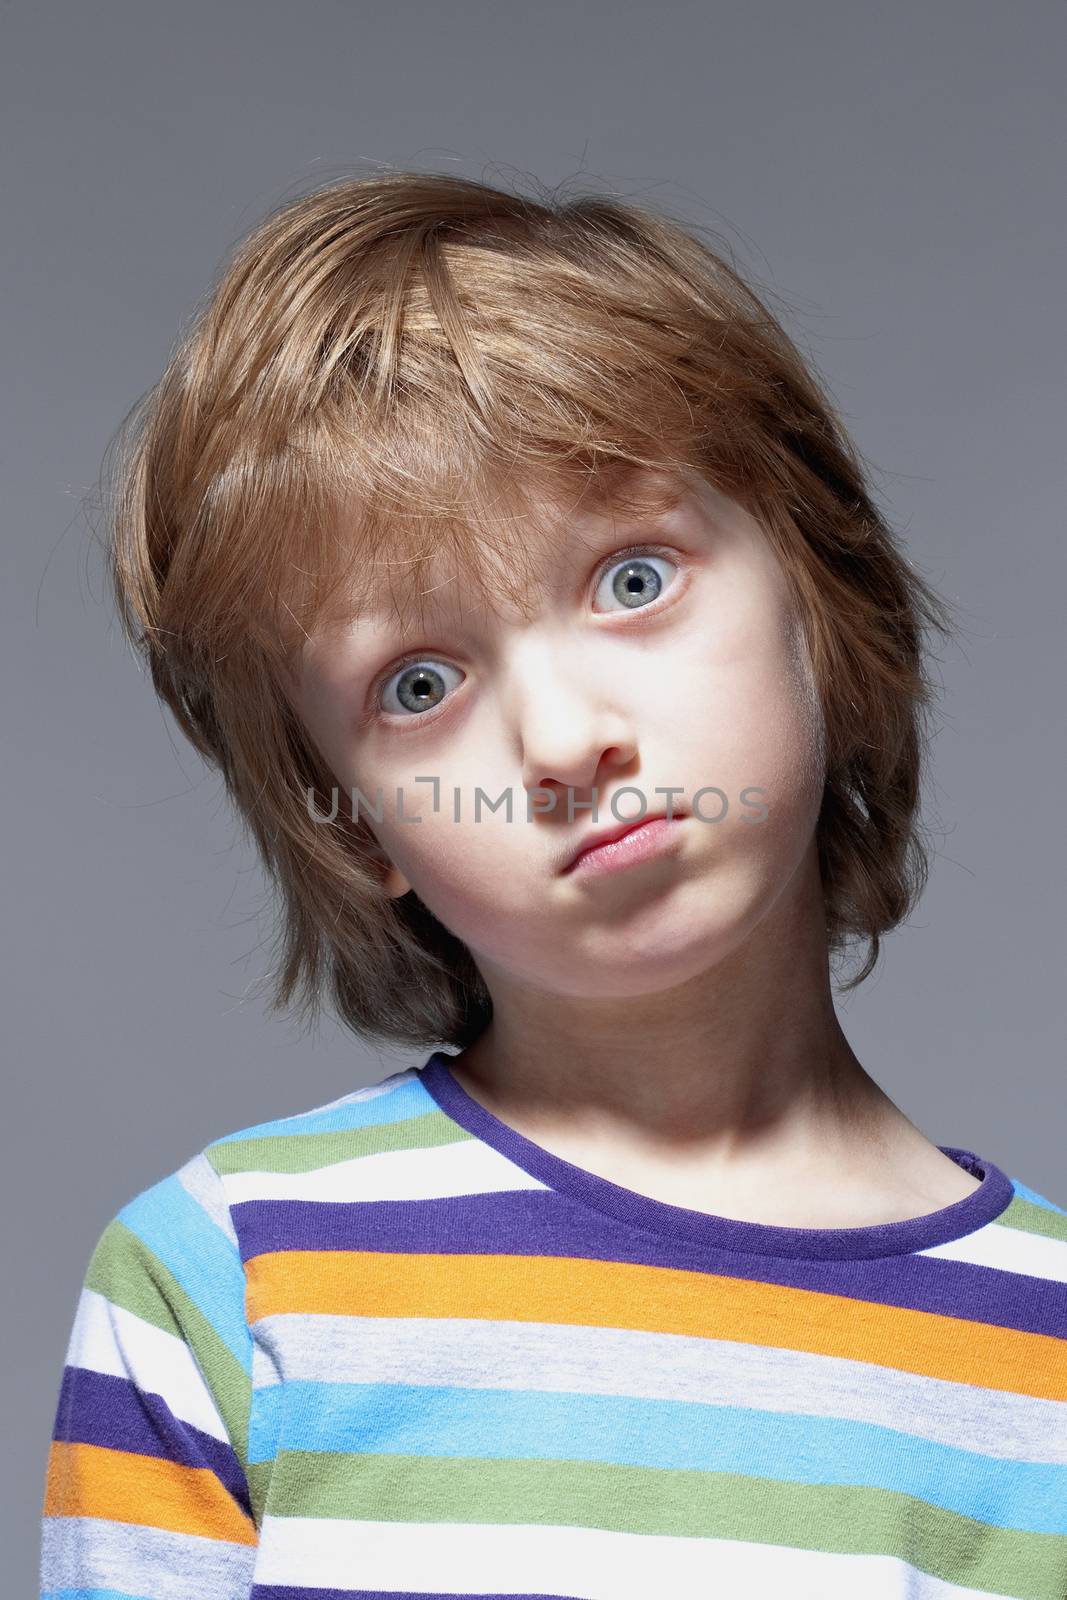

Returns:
41,1050,1067,1599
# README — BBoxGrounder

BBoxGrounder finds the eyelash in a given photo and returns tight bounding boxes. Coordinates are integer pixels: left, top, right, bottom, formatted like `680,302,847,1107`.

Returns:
368,542,680,724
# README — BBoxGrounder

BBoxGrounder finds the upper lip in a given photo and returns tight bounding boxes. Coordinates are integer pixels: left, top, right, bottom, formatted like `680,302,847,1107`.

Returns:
560,808,684,873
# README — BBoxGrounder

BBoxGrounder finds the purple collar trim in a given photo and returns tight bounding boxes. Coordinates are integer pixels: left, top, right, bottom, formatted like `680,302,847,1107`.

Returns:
417,1051,1016,1261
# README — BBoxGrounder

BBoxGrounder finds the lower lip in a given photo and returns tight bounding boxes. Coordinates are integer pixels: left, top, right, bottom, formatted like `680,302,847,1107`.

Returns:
565,817,684,878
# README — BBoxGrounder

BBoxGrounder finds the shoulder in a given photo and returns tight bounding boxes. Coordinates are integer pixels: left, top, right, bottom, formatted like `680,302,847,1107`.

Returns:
945,1165,1067,1315
194,1063,458,1280
102,1063,434,1237
87,1067,436,1330
998,1169,1067,1241
199,1063,435,1179
112,1065,433,1238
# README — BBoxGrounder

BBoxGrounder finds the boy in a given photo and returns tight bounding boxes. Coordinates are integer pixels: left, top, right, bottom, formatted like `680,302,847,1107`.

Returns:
41,171,1067,1599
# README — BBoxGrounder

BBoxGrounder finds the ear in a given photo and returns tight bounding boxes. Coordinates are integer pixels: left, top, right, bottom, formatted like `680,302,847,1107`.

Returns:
381,859,412,900
364,834,411,899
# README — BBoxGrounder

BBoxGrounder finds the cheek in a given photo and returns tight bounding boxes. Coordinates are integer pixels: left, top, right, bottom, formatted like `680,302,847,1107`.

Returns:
684,619,826,849
374,783,526,892
746,657,826,864
384,813,536,951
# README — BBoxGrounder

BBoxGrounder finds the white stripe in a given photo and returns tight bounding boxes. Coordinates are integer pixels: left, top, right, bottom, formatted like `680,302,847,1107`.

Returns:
284,1066,423,1117
253,1513,1007,1599
66,1286,229,1441
248,1311,1067,1465
222,1133,547,1205
920,1215,1067,1281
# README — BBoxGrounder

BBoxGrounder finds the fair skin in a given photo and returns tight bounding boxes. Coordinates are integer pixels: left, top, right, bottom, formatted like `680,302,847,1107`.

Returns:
291,468,981,1227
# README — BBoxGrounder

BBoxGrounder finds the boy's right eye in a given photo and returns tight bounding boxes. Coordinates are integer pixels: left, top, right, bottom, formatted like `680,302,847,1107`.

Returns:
376,656,465,721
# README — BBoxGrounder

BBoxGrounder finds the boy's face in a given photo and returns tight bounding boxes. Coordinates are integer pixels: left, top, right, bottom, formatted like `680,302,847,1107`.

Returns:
291,469,827,1001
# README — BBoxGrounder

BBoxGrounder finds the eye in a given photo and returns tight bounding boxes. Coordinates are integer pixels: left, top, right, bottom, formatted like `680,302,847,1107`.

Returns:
377,656,465,719
593,549,679,612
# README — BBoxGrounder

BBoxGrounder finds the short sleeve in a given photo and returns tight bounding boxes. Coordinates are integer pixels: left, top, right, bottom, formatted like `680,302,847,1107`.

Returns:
40,1149,259,1598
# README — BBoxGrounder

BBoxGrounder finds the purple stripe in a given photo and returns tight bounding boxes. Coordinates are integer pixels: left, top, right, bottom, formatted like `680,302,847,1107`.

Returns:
251,1590,587,1599
231,1185,1067,1340
52,1364,253,1515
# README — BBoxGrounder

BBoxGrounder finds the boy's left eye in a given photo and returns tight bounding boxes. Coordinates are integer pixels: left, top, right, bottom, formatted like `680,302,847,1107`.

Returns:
593,551,678,612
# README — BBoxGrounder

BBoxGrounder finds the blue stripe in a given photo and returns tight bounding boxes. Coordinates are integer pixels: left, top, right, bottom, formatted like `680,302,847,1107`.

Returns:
251,1378,1067,1537
209,1074,428,1144
117,1174,250,1369
1009,1177,1067,1215
249,1380,283,1463
43,1591,156,1599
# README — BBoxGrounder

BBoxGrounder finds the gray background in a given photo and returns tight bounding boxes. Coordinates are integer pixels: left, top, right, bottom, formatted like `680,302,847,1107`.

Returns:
5,0,1064,1583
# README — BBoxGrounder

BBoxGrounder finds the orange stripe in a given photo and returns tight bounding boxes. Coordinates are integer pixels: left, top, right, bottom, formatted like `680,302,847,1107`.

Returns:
43,1440,257,1545
246,1248,1067,1402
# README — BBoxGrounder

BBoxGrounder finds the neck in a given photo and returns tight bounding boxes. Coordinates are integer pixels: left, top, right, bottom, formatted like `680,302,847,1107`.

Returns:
446,847,916,1190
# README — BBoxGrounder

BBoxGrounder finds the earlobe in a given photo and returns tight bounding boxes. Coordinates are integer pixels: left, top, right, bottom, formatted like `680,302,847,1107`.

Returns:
382,861,412,900
364,839,411,900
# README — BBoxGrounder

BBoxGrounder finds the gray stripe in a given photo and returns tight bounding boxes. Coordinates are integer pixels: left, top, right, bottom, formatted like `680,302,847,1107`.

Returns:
250,1310,1067,1464
177,1150,239,1249
41,1514,257,1596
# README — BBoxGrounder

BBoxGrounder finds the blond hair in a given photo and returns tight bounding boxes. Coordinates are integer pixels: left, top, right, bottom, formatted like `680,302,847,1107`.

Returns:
99,169,954,1050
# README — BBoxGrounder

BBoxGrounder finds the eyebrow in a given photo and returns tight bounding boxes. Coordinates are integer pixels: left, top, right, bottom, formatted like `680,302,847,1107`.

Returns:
344,511,658,642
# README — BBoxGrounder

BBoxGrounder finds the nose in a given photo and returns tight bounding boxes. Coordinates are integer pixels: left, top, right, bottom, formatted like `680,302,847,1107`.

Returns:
511,640,639,803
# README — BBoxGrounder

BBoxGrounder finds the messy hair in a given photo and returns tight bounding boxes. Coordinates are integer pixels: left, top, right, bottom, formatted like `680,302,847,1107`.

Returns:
99,168,955,1051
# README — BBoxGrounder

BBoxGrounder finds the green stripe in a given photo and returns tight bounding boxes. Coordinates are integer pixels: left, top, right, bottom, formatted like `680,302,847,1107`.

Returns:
208,1109,474,1176
255,1450,1059,1600
996,1194,1067,1245
84,1219,253,1474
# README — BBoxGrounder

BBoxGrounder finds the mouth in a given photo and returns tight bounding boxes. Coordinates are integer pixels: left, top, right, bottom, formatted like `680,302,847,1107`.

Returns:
560,809,687,877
